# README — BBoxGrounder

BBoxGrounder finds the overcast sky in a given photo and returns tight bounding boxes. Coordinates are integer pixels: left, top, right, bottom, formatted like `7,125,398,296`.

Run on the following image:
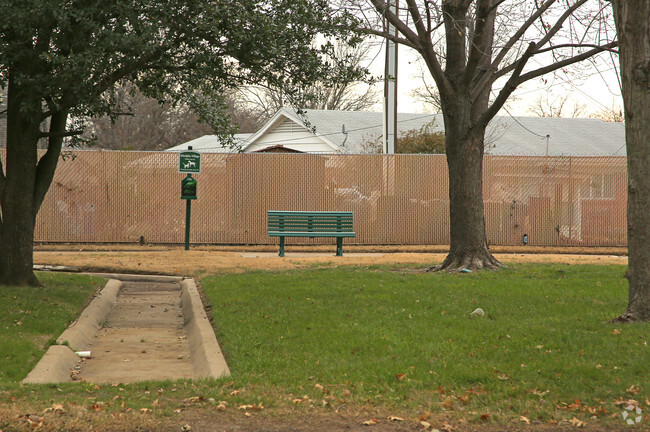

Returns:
367,41,623,118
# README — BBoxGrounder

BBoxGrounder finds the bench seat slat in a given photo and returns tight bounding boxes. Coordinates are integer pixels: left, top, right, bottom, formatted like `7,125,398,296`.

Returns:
269,224,352,231
268,211,352,216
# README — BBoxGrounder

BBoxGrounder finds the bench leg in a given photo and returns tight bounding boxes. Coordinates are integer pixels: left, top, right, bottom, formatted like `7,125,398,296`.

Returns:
279,237,285,257
336,237,343,257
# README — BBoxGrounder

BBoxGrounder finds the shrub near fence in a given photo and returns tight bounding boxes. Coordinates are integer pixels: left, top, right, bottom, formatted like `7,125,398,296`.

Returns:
0,150,627,246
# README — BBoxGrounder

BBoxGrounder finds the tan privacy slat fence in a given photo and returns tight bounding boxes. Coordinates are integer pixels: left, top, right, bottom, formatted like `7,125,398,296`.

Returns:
0,150,627,246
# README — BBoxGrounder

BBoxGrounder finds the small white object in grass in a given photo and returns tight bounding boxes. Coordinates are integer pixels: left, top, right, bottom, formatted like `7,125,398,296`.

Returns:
470,308,485,317
75,351,92,358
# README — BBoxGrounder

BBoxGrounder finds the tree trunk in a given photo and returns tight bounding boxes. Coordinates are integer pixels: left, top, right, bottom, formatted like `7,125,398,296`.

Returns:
610,0,650,322
431,97,502,272
0,74,42,286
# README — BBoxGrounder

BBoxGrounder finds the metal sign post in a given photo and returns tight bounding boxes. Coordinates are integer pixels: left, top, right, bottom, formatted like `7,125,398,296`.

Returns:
179,147,200,250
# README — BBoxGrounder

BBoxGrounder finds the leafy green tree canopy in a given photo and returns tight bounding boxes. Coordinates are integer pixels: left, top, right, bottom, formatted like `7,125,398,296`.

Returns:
0,0,364,286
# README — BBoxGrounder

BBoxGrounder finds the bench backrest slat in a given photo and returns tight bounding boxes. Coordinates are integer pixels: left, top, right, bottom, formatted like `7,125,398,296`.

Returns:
268,211,354,233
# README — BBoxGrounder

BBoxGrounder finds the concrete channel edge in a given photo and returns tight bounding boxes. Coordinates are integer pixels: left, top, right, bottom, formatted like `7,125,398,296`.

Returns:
23,276,230,384
181,278,231,378
23,279,123,384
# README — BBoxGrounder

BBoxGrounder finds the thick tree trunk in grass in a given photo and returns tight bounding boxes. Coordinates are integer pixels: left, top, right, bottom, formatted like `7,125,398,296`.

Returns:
0,75,41,286
432,95,502,271
366,1,616,272
0,72,66,287
610,1,650,322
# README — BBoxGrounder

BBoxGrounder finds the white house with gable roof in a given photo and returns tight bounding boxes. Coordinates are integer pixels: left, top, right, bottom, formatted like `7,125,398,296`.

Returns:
166,108,626,156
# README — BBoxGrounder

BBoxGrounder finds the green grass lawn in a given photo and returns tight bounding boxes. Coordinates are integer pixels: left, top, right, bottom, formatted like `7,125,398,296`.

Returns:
0,265,647,430
203,263,649,424
0,272,104,382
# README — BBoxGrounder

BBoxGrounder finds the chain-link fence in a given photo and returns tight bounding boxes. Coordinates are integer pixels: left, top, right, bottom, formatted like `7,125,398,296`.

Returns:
1,150,627,246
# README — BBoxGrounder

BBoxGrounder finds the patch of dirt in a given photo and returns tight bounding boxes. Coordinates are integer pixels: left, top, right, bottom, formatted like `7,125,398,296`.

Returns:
0,404,639,432
33,245,628,277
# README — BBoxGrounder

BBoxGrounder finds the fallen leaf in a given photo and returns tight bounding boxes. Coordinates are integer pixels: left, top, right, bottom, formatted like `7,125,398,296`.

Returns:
611,329,621,335
395,373,407,381
362,418,379,425
480,413,490,421
43,403,65,415
520,415,530,424
442,397,454,409
626,385,641,395
230,390,240,396
420,420,431,430
497,374,510,381
440,422,456,431
239,403,264,411
568,417,586,427
183,396,204,404
614,398,638,406
419,412,431,422
153,398,161,407
216,401,228,410
388,416,404,421
140,408,151,413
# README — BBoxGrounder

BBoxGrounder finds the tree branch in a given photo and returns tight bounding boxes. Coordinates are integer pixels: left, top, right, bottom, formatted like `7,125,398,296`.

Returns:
37,129,83,139
0,154,5,213
516,41,619,83
471,0,556,100
369,0,424,49
33,110,69,216
358,28,421,49
534,0,588,51
405,0,428,38
477,42,536,127
463,0,493,87
533,43,619,55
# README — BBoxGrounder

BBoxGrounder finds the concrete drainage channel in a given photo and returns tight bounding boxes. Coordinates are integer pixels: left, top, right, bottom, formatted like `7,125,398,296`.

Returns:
23,275,230,384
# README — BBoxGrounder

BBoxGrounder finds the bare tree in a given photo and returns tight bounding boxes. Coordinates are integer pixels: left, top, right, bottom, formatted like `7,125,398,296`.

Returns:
84,83,268,150
84,83,213,150
236,39,381,121
527,94,587,118
354,0,617,271
410,68,442,113
359,122,446,153
589,104,624,122
609,1,650,322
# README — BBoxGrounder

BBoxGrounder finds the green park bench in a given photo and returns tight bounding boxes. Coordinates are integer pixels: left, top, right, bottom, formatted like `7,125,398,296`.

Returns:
267,210,355,257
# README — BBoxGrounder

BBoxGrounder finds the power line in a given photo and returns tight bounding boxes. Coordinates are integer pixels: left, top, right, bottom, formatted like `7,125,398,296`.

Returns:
500,105,548,139
181,112,436,151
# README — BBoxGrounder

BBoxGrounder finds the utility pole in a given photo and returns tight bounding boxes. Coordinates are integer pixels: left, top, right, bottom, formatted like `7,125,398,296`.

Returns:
383,0,398,154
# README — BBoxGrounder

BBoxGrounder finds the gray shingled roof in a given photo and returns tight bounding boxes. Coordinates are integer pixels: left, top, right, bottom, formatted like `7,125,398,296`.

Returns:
284,108,626,156
165,133,251,152
168,108,626,156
